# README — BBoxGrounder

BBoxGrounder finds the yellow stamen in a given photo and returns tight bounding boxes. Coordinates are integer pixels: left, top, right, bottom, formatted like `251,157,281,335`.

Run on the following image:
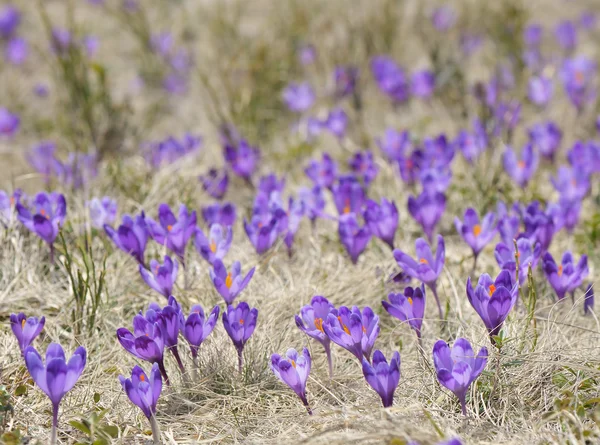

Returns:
210,241,217,253
473,224,482,237
558,265,563,277
517,160,525,169
225,272,233,289
291,360,296,368
419,258,428,264
314,318,324,333
240,319,245,325
21,319,26,329
408,297,413,305
489,284,496,295
337,316,350,335
167,224,173,232
343,198,351,215
362,326,367,334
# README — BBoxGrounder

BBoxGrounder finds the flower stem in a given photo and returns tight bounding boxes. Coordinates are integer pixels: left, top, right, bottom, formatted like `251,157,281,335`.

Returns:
471,252,479,274
428,282,444,320
157,360,170,386
49,243,55,265
51,402,59,445
323,342,333,379
149,415,162,445
460,396,467,416
192,355,199,381
237,348,244,374
171,347,186,374
301,395,313,415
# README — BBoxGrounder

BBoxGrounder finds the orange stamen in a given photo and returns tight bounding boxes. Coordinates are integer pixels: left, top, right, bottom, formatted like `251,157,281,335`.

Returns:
575,70,584,84
210,241,217,253
337,316,350,335
9,197,14,205
489,284,496,295
558,265,563,276
406,159,413,169
314,318,324,333
408,297,413,305
517,160,525,169
225,272,233,289
239,319,245,325
40,209,46,216
343,198,351,215
419,258,428,264
473,224,482,237
167,224,173,232
291,360,296,368
140,374,145,382
21,319,26,329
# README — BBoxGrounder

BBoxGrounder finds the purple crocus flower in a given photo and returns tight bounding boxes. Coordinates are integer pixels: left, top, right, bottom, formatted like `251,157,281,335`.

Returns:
542,252,588,300
524,24,542,47
454,125,487,164
349,151,378,187
460,32,483,56
523,201,555,253
454,208,496,259
119,363,161,420
362,350,401,408
199,168,228,199
407,191,446,242
561,56,596,111
298,44,316,65
222,302,259,372
26,141,58,181
0,189,20,227
139,255,178,298
0,5,20,38
377,129,411,162
183,304,219,361
382,284,426,339
433,338,487,415
580,11,597,29
283,82,315,112
363,198,398,250
224,139,260,181
298,185,325,227
503,144,538,188
496,201,521,247
371,56,409,103
0,107,19,137
104,212,148,265
324,107,348,139
431,5,456,31
244,216,279,255
555,20,577,51
209,259,255,304
494,236,541,285
283,196,305,255
528,121,562,160
16,192,66,257
323,306,380,363
334,66,358,99
295,296,335,377
257,174,285,197
584,285,594,315
466,271,518,343
332,175,365,216
147,204,197,262
24,343,86,443
338,213,371,264
567,141,600,177
550,166,589,201
420,168,451,195
397,150,424,185
411,70,435,98
151,297,186,373
202,202,236,227
5,36,28,65
305,153,337,189
393,235,445,319
548,198,582,234
10,313,45,355
271,348,312,414
195,223,232,264
528,76,553,107
88,197,117,229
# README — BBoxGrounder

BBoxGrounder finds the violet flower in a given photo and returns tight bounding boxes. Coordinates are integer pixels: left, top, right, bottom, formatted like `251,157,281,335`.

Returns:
528,121,562,160
550,166,589,202
324,107,348,139
362,350,401,408
431,5,456,31
420,168,451,195
199,168,228,199
332,175,365,216
195,223,232,264
555,20,577,51
454,208,496,262
333,65,358,99
295,296,335,377
26,141,58,182
528,76,553,107
542,251,588,300
146,204,197,263
561,56,596,111
494,236,541,285
257,174,285,197
88,197,117,229
323,306,379,363
183,304,219,365
466,271,518,344
244,216,279,255
523,201,555,253
5,36,27,65
454,126,487,164
548,198,582,234
271,348,312,414
363,198,398,250
202,202,236,227
224,139,260,181
377,128,411,162
407,191,446,242
298,186,326,227
524,24,542,47
10,313,45,355
283,196,305,255
393,235,445,319
104,212,148,265
222,302,258,373
305,153,337,189
349,150,378,187
0,5,20,38
24,343,86,445
382,284,425,339
298,44,316,65
338,213,371,264
411,70,435,99
397,150,424,185
0,107,19,137
503,144,538,188
371,56,409,103
119,363,162,442
283,82,315,112
209,259,255,304
496,201,521,247
0,189,20,227
151,298,186,373
139,255,178,298
432,338,488,415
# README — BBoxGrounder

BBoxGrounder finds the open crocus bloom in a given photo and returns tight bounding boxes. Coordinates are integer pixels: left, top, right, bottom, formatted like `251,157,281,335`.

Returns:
323,306,379,362
16,192,66,245
139,255,178,298
454,208,496,257
209,259,255,304
382,285,425,338
104,212,148,265
146,203,197,261
195,223,232,264
542,251,588,300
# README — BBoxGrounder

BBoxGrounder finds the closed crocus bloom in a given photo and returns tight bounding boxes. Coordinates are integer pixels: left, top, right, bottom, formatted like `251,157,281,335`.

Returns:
332,175,365,216
244,215,279,255
184,305,219,359
119,364,162,443
550,166,589,201
10,313,45,355
524,24,542,47
542,252,588,300
257,174,286,197
377,128,411,162
407,191,446,242
393,235,445,319
333,65,358,99
195,223,232,264
147,204,197,262
454,208,496,258
323,306,380,362
548,198,582,234
295,296,335,376
528,76,553,107
202,202,236,227
24,343,86,444
432,338,488,416
494,237,541,285
555,20,577,51
561,56,596,111
223,302,258,372
298,186,325,226
139,255,178,298
371,55,409,103
209,259,255,304
305,153,338,189
503,144,538,188
224,139,260,180
88,196,117,229
382,284,425,339
420,168,451,195
363,198,398,250
5,36,28,65
362,350,401,408
584,285,594,315
454,126,487,164
397,150,424,185
528,121,562,161
104,212,148,265
523,201,555,253
338,213,371,265
199,168,228,199
0,5,20,38
466,271,518,343
282,82,315,112
496,201,521,247
26,141,58,182
411,70,435,98
324,107,348,139
271,348,312,414
349,150,378,187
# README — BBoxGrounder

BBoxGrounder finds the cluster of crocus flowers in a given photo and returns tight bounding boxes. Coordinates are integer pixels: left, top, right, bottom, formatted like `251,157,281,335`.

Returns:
223,302,258,373
323,306,380,363
271,348,312,414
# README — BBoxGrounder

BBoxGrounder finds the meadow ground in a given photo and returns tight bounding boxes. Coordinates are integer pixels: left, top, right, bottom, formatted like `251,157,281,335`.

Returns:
0,0,599,444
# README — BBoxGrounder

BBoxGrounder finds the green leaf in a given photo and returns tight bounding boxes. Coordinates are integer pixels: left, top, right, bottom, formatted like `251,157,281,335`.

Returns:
69,420,91,435
102,424,119,437
14,385,27,396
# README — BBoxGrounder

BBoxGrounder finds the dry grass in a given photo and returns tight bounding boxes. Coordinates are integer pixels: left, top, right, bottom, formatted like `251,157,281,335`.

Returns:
1,0,600,444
